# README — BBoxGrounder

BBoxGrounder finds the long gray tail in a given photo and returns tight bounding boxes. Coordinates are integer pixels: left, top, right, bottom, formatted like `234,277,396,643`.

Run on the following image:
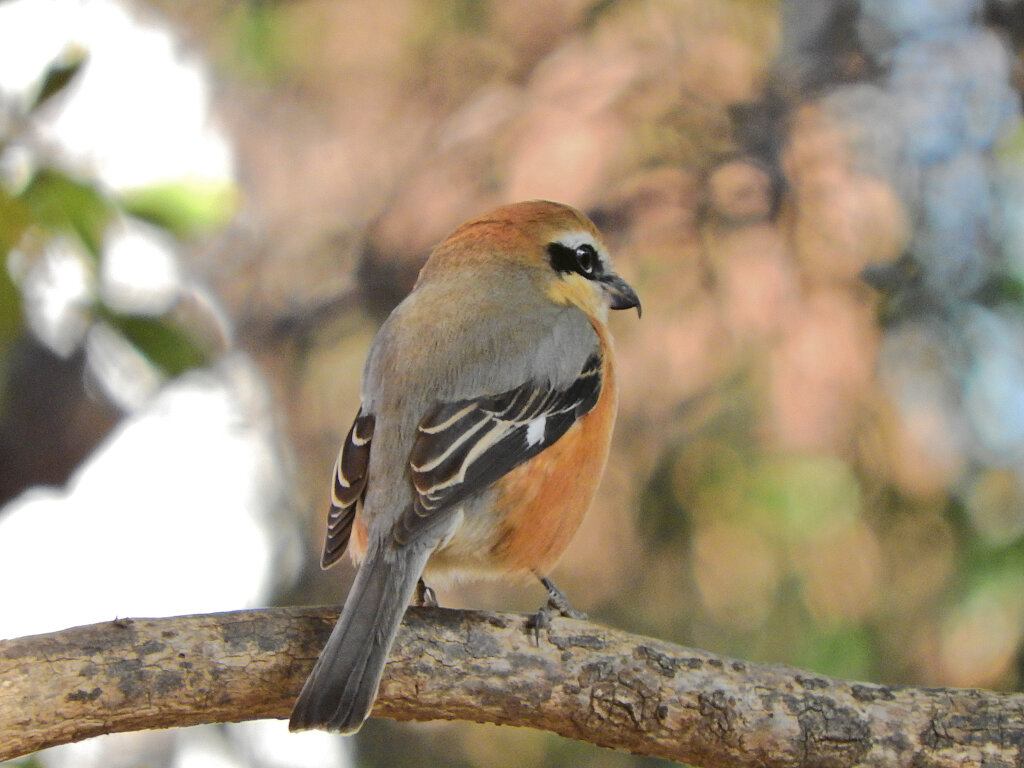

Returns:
289,546,426,734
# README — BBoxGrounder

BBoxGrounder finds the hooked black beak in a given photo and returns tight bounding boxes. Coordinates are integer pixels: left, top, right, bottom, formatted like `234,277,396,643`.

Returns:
601,273,642,318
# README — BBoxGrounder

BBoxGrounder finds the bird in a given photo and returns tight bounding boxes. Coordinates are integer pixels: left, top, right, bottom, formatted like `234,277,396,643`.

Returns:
289,199,640,734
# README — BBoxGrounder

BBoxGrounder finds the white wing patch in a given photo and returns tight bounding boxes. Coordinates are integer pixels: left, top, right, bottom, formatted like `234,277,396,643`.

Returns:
399,353,603,543
526,415,547,447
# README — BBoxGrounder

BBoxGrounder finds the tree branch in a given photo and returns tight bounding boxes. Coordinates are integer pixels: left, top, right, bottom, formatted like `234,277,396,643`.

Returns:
2,606,1023,766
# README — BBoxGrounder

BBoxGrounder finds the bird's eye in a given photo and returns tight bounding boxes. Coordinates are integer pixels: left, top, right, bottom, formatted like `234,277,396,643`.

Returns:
546,240,603,279
574,244,597,276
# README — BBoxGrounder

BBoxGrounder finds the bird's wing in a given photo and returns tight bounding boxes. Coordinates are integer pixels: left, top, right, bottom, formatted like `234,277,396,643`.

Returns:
321,410,374,568
393,352,602,545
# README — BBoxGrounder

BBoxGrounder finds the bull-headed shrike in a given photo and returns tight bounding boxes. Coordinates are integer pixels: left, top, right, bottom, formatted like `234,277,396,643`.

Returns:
290,200,640,734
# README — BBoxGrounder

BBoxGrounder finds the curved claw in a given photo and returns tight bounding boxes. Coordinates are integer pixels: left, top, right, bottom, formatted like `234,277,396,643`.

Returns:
539,576,587,620
526,574,587,642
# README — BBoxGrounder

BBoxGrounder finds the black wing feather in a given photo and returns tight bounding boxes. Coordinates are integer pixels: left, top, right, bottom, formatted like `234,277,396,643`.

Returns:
395,353,602,545
322,410,374,568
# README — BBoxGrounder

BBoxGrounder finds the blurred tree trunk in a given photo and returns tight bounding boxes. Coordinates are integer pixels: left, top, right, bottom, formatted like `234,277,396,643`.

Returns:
2,607,1023,767
0,335,120,509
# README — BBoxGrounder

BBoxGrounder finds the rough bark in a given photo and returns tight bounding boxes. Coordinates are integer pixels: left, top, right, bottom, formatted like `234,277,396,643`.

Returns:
2,606,1023,766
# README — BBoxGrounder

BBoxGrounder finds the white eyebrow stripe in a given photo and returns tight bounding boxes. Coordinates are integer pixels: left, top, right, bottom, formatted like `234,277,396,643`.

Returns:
554,231,610,271
557,232,597,249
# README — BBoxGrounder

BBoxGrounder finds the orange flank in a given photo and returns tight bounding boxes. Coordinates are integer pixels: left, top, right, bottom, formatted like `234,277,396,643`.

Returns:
348,514,369,564
489,324,617,574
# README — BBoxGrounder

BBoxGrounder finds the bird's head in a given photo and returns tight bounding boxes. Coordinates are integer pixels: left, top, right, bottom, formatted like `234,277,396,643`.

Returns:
420,200,641,321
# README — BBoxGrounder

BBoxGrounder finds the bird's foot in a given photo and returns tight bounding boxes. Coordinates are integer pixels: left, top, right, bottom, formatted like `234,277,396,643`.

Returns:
527,575,586,640
414,578,438,607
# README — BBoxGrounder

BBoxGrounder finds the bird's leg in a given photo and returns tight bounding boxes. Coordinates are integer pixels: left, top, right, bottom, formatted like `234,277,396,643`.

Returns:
528,573,587,637
413,578,438,607
539,575,587,619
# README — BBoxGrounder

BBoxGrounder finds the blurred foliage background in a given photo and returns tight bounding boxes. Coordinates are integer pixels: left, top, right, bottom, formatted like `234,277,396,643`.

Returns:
3,0,1024,767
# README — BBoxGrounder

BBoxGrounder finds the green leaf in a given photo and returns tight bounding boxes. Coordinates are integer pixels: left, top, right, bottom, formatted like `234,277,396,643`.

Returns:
0,190,27,408
18,169,114,259
29,46,88,112
0,185,31,257
0,260,22,346
106,314,208,377
119,178,237,240
0,253,22,415
446,0,488,32
230,3,292,81
745,455,862,542
2,753,46,768
796,625,875,681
